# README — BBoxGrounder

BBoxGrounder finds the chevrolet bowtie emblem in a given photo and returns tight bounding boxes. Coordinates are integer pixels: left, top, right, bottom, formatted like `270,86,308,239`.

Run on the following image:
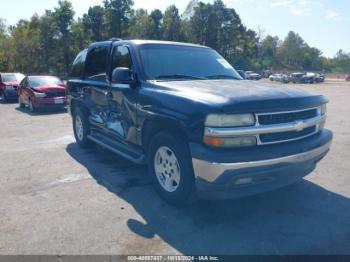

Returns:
294,121,306,132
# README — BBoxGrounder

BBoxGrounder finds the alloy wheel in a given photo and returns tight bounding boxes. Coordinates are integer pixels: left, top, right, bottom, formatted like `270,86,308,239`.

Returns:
154,146,181,193
75,115,84,142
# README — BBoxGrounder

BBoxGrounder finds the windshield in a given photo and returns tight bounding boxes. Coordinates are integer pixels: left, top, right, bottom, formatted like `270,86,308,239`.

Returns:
2,73,25,82
139,44,242,81
29,76,63,88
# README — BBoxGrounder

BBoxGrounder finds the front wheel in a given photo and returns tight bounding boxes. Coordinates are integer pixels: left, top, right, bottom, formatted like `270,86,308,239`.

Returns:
148,131,196,205
73,107,92,148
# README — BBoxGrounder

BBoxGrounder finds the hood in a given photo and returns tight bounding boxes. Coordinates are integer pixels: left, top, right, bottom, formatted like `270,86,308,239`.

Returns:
32,85,66,93
148,79,327,113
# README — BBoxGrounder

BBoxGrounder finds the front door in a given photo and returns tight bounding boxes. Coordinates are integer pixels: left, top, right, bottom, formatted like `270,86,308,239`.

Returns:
107,45,139,145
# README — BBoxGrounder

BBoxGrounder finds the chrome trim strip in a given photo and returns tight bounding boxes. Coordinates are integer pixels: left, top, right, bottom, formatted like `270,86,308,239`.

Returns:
256,128,319,145
205,115,326,137
192,141,331,183
256,106,320,116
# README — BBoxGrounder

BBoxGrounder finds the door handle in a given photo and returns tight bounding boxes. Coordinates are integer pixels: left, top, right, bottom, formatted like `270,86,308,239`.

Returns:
105,91,113,100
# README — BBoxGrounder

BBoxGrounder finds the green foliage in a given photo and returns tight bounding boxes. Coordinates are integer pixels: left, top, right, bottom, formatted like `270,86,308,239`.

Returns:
0,0,348,77
82,6,106,42
162,5,183,41
0,19,9,71
103,0,134,38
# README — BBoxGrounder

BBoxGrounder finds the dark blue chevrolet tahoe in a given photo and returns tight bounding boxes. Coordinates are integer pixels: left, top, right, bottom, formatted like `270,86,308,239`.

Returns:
68,40,332,204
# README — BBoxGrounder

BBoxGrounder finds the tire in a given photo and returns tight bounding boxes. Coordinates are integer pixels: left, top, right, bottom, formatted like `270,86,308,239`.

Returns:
147,131,196,205
28,98,36,112
1,92,7,103
73,107,92,148
18,97,25,109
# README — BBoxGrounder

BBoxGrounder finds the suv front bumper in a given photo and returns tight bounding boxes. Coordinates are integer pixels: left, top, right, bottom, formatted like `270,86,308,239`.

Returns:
190,129,332,199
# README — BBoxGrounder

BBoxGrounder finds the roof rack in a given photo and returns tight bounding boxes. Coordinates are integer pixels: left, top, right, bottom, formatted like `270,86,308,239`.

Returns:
110,38,122,42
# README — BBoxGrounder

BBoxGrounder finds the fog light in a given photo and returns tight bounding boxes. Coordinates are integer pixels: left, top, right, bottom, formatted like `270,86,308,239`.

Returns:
235,177,253,185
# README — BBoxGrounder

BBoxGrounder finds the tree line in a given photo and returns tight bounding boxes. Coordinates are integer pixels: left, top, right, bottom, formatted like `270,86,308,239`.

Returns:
0,0,349,78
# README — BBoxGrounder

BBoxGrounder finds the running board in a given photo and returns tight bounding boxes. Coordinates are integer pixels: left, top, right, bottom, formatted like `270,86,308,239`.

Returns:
87,132,145,164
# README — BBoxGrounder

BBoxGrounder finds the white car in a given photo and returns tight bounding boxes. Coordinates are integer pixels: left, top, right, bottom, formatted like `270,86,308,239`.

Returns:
269,73,290,83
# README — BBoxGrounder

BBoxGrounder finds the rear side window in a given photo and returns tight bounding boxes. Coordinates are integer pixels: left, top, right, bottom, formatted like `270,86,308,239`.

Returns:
85,45,108,82
70,49,87,79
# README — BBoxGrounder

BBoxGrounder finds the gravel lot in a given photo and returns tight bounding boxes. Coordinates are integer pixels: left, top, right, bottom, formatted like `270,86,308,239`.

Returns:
0,79,349,255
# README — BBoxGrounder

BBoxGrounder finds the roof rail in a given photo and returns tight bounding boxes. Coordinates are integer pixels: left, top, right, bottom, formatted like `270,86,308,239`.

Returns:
110,38,122,42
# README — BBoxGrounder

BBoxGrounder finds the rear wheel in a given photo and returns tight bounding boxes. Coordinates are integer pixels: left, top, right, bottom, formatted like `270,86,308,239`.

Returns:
148,131,196,205
0,92,7,103
18,97,25,109
28,98,36,112
73,107,92,148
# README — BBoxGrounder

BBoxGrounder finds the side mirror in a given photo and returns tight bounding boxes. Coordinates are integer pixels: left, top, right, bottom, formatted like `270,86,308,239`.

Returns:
111,67,133,84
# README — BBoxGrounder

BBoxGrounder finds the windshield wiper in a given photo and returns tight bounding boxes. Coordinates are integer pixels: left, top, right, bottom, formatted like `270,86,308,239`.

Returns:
154,74,206,80
205,74,241,80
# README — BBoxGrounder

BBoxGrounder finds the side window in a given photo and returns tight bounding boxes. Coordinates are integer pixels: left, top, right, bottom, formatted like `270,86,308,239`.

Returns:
19,78,26,87
70,49,87,79
24,78,29,87
111,46,132,71
85,45,108,82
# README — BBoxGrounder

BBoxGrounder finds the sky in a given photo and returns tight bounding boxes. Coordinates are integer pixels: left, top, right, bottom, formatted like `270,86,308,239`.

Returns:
0,0,349,57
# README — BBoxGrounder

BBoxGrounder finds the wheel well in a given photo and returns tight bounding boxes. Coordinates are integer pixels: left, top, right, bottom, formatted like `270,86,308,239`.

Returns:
71,100,89,116
142,118,188,151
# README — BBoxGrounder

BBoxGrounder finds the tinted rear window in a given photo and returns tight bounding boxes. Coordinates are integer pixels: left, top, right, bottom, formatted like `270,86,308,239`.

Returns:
70,49,87,79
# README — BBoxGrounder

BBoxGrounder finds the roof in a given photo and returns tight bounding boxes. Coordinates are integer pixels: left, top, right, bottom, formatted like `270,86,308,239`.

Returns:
89,39,209,49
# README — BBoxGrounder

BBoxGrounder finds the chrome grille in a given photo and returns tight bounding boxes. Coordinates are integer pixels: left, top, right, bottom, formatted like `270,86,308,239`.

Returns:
260,126,317,143
258,109,318,125
256,108,321,145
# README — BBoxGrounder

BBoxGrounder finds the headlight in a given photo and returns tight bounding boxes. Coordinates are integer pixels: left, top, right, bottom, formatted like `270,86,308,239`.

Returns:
204,136,257,148
205,113,255,127
33,91,46,98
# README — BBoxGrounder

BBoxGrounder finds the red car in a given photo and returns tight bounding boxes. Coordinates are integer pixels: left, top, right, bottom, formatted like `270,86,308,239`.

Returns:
346,75,350,81
18,75,67,112
0,73,25,102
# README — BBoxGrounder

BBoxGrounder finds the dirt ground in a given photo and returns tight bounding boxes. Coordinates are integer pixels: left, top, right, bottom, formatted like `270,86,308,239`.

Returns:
0,79,349,255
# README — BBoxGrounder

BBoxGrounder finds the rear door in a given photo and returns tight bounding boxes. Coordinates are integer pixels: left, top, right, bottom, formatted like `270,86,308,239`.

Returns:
107,45,139,145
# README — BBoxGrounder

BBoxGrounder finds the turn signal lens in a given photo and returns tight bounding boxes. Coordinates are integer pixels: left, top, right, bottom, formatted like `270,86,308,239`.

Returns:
204,136,257,148
203,136,224,147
